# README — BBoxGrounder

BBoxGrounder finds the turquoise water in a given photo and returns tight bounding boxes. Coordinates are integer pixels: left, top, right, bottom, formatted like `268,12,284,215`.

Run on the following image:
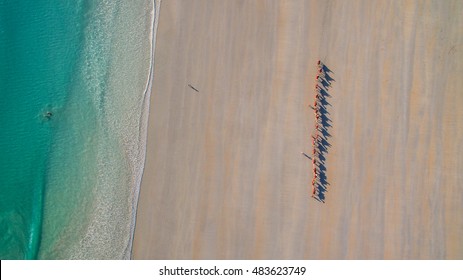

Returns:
0,0,153,259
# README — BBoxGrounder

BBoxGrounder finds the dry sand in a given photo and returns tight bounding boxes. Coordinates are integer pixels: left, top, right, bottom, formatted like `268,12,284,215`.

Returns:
133,0,463,259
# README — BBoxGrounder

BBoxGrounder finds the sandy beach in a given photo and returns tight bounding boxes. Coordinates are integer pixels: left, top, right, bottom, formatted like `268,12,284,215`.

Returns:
133,0,463,259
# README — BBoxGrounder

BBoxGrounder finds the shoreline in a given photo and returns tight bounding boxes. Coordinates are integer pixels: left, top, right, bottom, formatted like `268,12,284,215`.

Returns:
129,0,162,259
38,0,158,259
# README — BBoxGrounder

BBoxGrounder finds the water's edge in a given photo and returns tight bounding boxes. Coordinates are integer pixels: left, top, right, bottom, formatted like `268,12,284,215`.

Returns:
127,0,162,260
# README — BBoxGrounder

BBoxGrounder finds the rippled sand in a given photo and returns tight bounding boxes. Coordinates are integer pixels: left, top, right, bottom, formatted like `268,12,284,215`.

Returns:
133,0,463,259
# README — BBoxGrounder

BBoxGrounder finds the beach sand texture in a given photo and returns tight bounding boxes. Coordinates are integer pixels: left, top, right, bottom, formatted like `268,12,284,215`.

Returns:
133,0,463,259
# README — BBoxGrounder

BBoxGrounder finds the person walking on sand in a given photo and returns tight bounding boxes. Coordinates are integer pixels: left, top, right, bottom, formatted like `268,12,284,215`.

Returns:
301,152,311,160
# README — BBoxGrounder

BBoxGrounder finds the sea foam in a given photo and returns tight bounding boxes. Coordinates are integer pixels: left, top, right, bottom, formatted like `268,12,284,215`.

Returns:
37,0,156,259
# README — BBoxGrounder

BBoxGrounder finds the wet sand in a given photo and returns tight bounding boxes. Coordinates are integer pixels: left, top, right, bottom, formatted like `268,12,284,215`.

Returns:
133,0,463,259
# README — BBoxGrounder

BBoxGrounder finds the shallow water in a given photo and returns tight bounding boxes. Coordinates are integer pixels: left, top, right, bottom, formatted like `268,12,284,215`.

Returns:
0,0,153,259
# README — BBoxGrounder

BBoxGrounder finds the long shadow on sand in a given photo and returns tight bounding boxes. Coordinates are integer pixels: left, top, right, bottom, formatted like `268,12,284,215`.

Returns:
313,64,334,203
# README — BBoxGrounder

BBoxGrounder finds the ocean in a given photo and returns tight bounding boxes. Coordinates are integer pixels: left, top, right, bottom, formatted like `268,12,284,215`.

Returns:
0,0,154,259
